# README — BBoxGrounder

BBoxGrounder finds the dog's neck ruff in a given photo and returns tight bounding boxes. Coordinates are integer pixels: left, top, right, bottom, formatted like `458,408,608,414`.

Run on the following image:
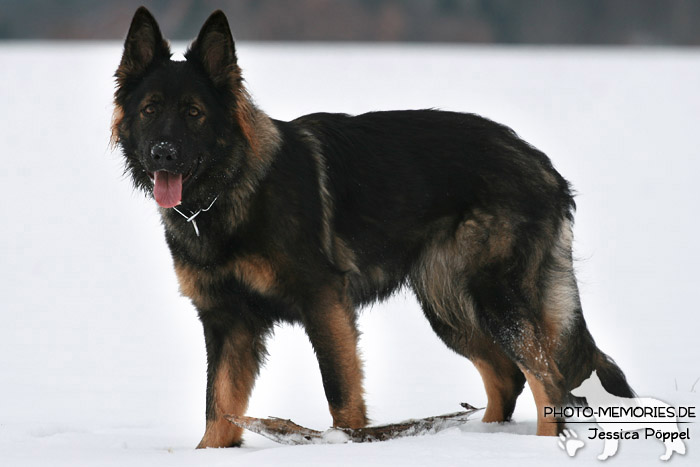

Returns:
172,195,219,237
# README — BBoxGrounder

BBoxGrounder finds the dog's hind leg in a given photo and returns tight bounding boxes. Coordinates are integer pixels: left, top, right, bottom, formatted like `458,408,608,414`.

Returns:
416,296,525,423
473,355,526,423
469,216,631,436
468,259,570,436
411,213,531,426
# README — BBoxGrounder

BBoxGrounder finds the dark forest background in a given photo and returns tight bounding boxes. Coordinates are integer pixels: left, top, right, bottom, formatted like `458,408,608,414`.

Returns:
2,0,700,44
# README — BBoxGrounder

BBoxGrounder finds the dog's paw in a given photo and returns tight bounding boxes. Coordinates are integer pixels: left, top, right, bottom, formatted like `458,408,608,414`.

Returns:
558,429,585,457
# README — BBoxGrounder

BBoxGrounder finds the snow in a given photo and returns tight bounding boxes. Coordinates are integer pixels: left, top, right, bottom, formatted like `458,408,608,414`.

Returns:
0,42,698,466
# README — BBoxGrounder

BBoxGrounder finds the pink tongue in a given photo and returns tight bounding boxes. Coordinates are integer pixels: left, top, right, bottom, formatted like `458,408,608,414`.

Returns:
153,171,183,208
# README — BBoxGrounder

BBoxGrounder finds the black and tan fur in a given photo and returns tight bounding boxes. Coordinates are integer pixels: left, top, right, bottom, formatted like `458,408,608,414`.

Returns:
113,8,633,447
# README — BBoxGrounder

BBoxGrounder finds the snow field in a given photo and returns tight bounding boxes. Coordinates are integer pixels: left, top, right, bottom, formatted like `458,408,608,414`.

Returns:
0,42,698,466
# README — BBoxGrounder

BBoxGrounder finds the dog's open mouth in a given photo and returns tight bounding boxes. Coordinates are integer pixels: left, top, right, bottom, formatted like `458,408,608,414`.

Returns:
148,170,192,208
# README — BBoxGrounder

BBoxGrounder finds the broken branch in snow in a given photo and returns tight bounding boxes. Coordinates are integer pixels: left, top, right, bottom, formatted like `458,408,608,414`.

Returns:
225,403,482,445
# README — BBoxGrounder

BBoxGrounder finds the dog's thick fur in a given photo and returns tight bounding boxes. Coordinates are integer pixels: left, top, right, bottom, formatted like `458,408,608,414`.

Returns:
113,8,634,448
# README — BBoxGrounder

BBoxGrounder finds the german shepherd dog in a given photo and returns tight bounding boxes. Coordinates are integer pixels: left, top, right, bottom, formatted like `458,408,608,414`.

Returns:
113,7,634,448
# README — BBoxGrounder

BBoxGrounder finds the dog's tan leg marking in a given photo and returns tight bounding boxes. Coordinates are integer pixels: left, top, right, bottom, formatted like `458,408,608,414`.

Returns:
474,360,506,422
521,369,561,436
325,302,367,429
304,289,367,429
197,361,243,448
231,255,277,296
473,358,523,423
197,326,259,448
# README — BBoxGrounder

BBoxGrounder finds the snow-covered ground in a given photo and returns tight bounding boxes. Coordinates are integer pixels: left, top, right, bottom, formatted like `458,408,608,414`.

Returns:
0,42,698,466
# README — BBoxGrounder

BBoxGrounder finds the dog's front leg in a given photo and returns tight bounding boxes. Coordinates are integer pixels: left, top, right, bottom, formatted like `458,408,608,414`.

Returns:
197,312,269,448
302,288,368,429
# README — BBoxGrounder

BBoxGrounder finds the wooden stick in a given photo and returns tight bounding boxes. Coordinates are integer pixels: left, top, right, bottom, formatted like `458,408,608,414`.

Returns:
225,403,481,445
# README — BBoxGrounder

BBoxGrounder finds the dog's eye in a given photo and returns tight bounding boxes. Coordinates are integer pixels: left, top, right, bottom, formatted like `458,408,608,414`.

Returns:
142,104,156,116
188,106,201,118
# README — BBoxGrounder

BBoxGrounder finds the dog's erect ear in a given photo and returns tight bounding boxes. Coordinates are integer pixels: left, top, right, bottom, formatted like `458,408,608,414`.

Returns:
186,10,239,89
116,7,170,84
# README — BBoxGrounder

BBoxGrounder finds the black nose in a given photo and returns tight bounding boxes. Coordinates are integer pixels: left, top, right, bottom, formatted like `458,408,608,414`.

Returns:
151,141,178,162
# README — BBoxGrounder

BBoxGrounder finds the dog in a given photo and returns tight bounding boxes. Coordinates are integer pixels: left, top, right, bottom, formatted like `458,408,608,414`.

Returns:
571,371,686,461
112,7,634,448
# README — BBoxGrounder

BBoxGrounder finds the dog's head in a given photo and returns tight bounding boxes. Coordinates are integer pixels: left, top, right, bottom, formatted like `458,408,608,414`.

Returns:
112,7,269,209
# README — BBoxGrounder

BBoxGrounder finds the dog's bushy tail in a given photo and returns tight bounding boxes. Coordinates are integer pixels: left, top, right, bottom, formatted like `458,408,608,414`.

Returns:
561,321,635,406
595,350,635,398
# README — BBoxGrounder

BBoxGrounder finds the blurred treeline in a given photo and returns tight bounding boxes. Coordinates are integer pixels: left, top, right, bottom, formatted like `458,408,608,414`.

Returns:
2,0,699,44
